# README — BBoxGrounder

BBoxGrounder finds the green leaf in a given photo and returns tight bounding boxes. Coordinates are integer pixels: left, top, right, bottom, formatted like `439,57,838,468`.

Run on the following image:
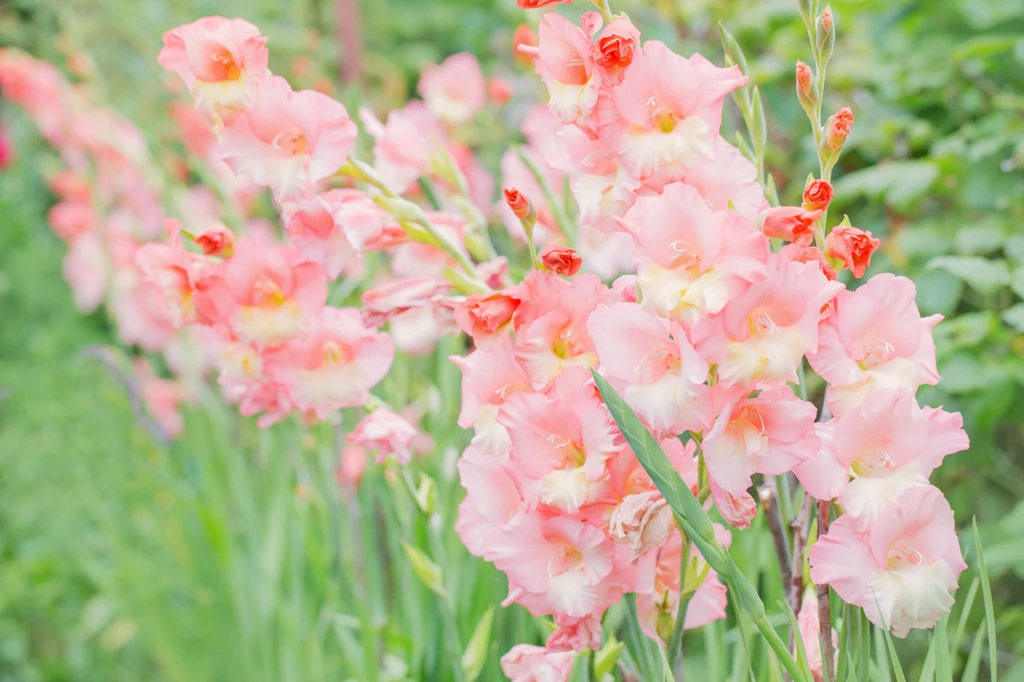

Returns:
460,606,494,682
401,542,447,599
954,221,1006,255
882,627,908,682
973,519,998,682
589,369,721,565
590,369,810,682
1002,303,1024,333
833,161,939,211
934,616,953,682
927,256,1010,294
594,637,625,679
912,270,964,317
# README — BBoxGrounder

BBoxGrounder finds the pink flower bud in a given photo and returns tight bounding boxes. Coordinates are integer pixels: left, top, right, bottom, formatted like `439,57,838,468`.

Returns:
503,187,536,223
487,76,513,104
796,61,814,96
825,106,854,151
594,17,640,85
802,179,834,211
195,223,235,256
819,6,833,34
512,24,538,66
825,224,879,278
539,242,582,276
454,290,521,345
761,206,822,246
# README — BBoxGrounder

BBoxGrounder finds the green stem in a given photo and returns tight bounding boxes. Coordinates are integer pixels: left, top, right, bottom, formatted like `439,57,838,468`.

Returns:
667,536,692,673
594,0,614,23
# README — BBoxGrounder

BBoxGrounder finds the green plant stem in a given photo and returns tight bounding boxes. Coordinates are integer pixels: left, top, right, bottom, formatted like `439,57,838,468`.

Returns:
594,0,614,23
667,536,692,674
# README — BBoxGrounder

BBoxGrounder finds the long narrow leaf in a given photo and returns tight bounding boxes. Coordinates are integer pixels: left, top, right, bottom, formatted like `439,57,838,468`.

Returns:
591,369,809,682
972,519,998,682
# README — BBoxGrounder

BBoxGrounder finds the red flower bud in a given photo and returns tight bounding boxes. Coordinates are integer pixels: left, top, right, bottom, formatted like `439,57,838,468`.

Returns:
516,0,571,8
195,223,235,256
504,187,535,223
539,242,582,276
802,179,834,211
761,206,822,246
594,17,640,85
825,225,879,278
825,107,854,151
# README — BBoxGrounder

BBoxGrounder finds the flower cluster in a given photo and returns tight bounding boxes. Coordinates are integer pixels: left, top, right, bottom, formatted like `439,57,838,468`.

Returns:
4,3,970,680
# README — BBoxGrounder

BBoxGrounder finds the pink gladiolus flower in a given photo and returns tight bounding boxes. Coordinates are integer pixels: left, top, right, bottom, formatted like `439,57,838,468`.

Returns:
794,389,968,526
268,307,394,421
702,385,819,497
825,225,880,278
498,367,621,512
219,75,357,201
199,236,328,347
512,272,608,387
807,273,941,413
337,444,368,487
361,277,447,324
360,102,448,194
546,613,601,653
418,52,486,126
613,42,746,179
809,485,966,637
62,231,108,313
694,255,843,387
534,14,602,124
825,107,854,150
488,76,514,104
803,179,834,211
47,200,95,242
451,339,532,455
492,509,628,617
454,290,521,348
619,182,767,326
500,644,575,682
609,490,672,562
676,136,768,219
761,206,821,246
134,358,185,438
157,17,269,116
135,219,211,326
349,407,416,464
779,243,837,282
588,302,712,436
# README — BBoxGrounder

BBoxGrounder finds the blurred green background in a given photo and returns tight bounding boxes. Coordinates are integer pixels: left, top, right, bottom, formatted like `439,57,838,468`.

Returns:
2,0,1023,680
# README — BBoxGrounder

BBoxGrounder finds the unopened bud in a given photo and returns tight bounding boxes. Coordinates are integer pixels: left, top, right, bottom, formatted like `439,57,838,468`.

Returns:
816,6,835,65
823,106,855,152
795,61,817,113
503,187,536,224
194,223,235,257
539,242,582,276
802,178,834,211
